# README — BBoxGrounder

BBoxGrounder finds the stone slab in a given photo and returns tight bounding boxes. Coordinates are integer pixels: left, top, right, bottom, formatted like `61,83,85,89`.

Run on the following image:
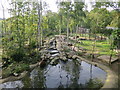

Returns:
97,55,118,63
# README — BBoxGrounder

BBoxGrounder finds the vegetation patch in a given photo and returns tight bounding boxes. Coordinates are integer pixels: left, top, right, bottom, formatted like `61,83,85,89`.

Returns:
2,62,29,78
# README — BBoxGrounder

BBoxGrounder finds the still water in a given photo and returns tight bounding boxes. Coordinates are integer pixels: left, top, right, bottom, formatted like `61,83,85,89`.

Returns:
1,58,107,88
22,59,106,88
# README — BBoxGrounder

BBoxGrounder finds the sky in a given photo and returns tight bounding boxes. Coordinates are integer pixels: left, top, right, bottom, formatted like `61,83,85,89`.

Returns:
0,0,119,19
0,0,93,18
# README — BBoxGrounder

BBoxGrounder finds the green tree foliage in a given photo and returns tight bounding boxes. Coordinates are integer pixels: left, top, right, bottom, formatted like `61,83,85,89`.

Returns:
2,1,43,63
92,1,120,49
2,0,119,66
88,8,112,34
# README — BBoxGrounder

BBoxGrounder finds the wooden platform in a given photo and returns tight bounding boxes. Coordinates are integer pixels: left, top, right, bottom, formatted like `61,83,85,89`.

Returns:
97,55,118,63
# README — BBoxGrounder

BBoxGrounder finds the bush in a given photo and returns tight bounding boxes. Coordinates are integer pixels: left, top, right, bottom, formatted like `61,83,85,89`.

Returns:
2,68,13,78
14,63,29,73
10,48,26,62
2,63,30,78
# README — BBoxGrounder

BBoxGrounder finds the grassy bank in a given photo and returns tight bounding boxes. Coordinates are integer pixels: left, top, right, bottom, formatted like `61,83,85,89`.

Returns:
70,34,117,57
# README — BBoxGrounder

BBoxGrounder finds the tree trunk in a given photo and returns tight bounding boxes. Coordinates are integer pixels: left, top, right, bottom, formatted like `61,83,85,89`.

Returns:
67,21,69,43
2,4,5,54
89,30,91,40
91,37,96,61
109,49,113,65
37,1,42,49
40,1,43,47
59,15,62,35
75,24,78,42
91,20,97,61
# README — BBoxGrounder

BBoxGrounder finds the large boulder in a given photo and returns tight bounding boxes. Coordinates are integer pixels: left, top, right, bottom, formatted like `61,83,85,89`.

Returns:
49,56,54,60
59,56,67,61
51,53,59,57
67,53,73,59
49,50,59,54
72,55,78,59
50,57,59,65
13,73,19,77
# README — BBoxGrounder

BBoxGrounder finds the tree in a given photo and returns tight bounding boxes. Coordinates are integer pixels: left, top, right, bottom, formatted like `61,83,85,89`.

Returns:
73,1,86,41
92,1,120,49
91,1,120,64
59,2,74,42
37,0,42,49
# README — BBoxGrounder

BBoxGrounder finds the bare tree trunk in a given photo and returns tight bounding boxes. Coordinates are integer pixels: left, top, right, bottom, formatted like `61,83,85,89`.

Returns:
22,3,25,47
67,21,69,43
91,37,96,61
89,29,91,40
109,49,113,65
37,1,42,49
40,1,43,47
59,15,62,35
38,2,40,49
2,4,6,32
109,35,114,65
75,24,78,42
27,2,31,45
71,26,73,35
109,36,114,65
91,21,97,61
59,22,61,35
2,4,5,54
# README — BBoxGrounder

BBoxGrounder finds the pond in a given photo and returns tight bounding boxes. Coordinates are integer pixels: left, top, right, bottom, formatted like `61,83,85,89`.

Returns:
0,58,107,88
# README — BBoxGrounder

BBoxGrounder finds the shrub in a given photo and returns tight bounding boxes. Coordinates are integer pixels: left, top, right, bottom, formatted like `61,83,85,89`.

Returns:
13,63,29,73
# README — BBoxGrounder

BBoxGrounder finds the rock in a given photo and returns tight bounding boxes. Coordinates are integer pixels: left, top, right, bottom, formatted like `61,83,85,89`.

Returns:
59,56,67,62
50,57,59,65
41,55,44,59
62,57,67,61
51,53,59,57
49,50,59,54
72,55,78,59
62,52,66,56
68,54,73,59
47,53,51,59
49,46,55,49
13,73,19,77
97,55,118,63
50,56,54,60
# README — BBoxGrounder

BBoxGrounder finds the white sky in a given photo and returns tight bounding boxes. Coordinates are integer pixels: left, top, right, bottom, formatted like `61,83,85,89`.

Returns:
0,0,119,18
0,0,92,18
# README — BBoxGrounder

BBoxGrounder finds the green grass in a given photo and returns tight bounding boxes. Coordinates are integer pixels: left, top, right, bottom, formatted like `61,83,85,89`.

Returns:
70,34,117,56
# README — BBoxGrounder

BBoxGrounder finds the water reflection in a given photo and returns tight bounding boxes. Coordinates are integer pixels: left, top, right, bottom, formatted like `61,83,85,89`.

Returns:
22,59,106,88
0,81,23,88
0,58,106,88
